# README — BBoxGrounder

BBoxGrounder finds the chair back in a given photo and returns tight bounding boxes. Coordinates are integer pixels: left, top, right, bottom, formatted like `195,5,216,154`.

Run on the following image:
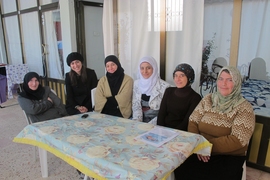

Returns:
23,110,32,125
211,57,227,78
91,88,97,109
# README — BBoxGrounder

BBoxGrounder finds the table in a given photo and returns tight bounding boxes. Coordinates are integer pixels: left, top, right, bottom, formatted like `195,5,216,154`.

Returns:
13,112,212,180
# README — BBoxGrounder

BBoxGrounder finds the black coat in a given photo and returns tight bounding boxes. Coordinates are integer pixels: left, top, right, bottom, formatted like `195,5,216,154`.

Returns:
65,68,98,115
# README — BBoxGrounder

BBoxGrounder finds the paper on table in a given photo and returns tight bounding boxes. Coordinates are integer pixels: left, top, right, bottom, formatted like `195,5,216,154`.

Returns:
135,127,179,147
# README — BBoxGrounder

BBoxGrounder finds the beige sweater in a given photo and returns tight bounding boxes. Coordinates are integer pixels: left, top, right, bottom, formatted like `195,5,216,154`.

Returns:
94,74,133,118
189,94,255,156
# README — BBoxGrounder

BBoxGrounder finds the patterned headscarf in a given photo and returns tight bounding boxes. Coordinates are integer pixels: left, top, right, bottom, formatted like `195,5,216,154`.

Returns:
138,56,159,96
173,63,195,87
211,66,245,113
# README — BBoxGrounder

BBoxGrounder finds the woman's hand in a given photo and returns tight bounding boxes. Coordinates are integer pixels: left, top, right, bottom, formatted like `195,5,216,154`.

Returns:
197,154,210,162
47,97,53,104
77,106,88,113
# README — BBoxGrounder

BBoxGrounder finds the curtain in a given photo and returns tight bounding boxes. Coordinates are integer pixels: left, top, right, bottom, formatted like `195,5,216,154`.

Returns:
238,0,270,79
44,10,63,79
3,16,22,65
103,0,204,91
21,12,43,75
203,1,233,72
0,14,7,64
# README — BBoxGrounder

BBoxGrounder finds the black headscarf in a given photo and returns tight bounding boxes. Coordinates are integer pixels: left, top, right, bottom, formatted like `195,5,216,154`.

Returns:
20,72,45,100
105,55,125,96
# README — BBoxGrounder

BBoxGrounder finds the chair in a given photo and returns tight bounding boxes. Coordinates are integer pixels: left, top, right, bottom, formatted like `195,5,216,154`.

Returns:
211,57,227,78
242,161,246,180
248,57,269,81
91,88,97,109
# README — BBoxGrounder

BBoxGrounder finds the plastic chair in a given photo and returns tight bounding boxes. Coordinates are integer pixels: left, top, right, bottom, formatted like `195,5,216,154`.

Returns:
242,161,246,180
91,88,96,109
22,89,57,160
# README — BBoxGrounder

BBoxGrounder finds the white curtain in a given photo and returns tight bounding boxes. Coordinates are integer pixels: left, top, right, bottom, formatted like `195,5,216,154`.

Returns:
238,0,270,78
203,0,233,71
21,12,43,75
3,16,22,65
166,0,204,91
204,0,270,79
103,0,115,56
103,0,204,91
44,10,63,79
0,14,7,64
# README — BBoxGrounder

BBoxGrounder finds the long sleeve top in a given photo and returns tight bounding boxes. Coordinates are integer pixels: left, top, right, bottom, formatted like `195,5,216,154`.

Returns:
188,94,255,156
94,74,133,119
65,68,98,115
157,86,201,131
132,79,171,122
17,86,68,123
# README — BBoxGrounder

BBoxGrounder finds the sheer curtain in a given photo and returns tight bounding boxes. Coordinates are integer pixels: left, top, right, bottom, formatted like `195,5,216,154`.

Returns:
103,0,204,91
21,12,43,75
44,10,63,79
203,0,233,71
238,0,270,78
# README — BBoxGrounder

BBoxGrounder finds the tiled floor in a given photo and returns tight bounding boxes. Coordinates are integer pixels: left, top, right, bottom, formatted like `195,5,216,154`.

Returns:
246,166,270,180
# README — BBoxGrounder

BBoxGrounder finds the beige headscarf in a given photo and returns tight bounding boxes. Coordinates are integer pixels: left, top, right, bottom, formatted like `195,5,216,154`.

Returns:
211,66,245,113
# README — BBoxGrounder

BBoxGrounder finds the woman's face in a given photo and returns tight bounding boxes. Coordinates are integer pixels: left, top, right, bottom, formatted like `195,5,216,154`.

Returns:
174,71,188,88
140,62,153,79
217,71,234,96
106,61,118,73
28,77,39,91
70,60,82,74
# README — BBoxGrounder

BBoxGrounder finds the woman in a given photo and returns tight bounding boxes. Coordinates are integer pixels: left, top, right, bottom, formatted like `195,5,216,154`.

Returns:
65,52,98,115
17,72,68,123
94,55,133,118
175,66,255,180
132,56,171,123
157,63,201,131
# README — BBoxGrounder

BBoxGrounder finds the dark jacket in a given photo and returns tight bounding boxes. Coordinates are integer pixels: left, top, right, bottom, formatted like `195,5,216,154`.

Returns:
18,86,68,123
65,68,98,115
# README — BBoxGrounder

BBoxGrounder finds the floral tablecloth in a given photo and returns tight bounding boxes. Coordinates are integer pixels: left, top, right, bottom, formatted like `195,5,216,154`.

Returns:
241,79,270,118
13,112,212,180
5,64,29,99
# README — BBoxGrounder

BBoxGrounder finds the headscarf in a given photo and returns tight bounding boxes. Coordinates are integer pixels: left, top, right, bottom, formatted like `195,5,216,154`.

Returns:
105,55,125,96
211,66,245,113
66,52,84,66
138,56,159,96
20,72,45,100
173,63,195,87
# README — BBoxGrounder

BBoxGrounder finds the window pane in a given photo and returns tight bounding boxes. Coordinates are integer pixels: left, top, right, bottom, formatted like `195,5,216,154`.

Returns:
19,0,37,10
1,0,17,14
40,0,59,6
21,12,43,75
3,16,23,64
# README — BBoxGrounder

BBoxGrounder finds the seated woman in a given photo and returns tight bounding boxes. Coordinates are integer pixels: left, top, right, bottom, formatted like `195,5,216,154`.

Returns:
65,52,98,115
132,56,171,123
157,63,201,131
175,66,255,180
18,72,68,123
94,55,133,118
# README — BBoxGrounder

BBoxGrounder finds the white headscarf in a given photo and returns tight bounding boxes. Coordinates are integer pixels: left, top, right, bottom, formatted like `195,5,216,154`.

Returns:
138,56,159,96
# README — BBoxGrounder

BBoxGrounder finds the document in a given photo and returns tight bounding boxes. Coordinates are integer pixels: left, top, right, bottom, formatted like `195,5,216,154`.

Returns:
136,127,179,147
